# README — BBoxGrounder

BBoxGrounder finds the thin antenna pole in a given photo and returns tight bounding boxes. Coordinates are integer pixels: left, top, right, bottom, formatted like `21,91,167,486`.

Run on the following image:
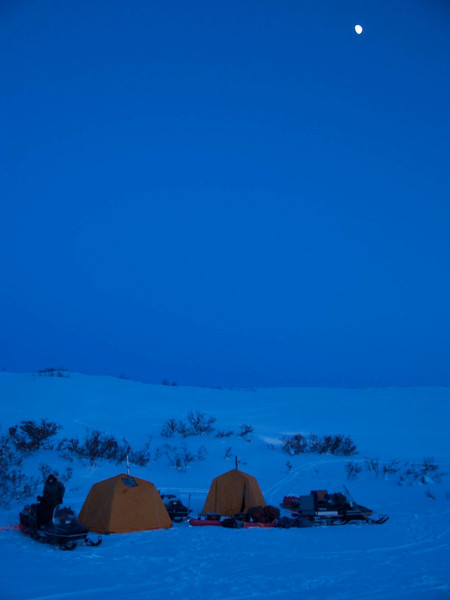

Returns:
235,455,238,470
126,454,130,476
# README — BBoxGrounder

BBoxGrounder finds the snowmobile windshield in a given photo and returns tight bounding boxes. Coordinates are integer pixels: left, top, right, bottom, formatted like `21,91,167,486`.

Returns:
52,505,76,527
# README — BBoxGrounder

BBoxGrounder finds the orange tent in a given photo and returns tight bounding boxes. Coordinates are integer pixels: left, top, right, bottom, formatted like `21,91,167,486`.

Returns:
78,473,172,533
201,468,266,516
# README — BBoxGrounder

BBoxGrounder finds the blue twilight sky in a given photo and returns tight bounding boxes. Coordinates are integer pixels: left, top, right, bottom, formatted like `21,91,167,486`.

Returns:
1,0,449,387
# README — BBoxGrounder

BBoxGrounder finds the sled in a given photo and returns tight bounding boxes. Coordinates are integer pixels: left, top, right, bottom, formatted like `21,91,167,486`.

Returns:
189,513,277,529
19,504,102,550
281,488,389,526
189,513,223,527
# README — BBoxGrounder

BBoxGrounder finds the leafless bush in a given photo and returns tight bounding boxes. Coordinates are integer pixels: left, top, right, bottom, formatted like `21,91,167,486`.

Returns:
0,469,40,507
187,411,216,435
422,457,441,479
58,429,130,466
398,457,443,486
307,433,321,453
282,434,308,455
59,430,151,468
128,437,152,466
0,432,41,505
155,444,195,471
38,367,70,378
318,434,356,455
161,411,216,438
358,456,444,486
216,430,234,438
365,457,381,478
0,434,23,470
281,433,357,456
161,418,178,438
8,419,61,453
176,420,190,437
345,461,363,480
238,424,253,441
382,459,401,478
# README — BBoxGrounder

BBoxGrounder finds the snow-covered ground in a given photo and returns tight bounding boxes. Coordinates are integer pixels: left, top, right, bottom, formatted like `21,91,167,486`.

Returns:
0,372,449,599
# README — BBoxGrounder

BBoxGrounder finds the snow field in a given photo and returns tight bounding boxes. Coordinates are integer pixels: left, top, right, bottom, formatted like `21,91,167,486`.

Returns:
0,373,449,599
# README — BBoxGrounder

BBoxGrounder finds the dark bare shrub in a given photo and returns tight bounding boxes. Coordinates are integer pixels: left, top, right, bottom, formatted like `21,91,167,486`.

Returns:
238,424,253,441
216,430,234,438
0,434,23,470
186,411,216,435
382,459,400,478
281,434,308,455
0,469,40,507
365,457,380,478
155,444,195,471
59,429,130,466
338,436,357,456
281,433,357,456
176,420,190,437
345,461,362,480
9,420,61,453
38,367,70,378
161,419,178,438
128,437,152,466
161,412,217,438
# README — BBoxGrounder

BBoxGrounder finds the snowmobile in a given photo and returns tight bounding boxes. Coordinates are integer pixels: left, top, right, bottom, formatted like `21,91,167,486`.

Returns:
19,504,102,550
160,494,191,522
280,487,389,525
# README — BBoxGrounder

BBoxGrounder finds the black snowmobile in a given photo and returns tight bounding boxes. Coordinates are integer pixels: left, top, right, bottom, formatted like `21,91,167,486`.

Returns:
20,504,102,550
281,487,388,525
161,494,191,522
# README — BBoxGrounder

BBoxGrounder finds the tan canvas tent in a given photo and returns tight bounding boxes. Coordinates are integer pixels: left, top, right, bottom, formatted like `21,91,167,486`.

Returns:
201,468,266,516
78,473,172,533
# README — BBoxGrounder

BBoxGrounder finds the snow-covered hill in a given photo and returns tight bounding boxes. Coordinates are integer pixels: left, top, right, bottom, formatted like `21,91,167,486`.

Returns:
0,372,449,599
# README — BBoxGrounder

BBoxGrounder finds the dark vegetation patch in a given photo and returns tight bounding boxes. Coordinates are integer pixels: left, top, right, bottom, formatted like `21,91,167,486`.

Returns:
281,433,357,456
345,457,444,485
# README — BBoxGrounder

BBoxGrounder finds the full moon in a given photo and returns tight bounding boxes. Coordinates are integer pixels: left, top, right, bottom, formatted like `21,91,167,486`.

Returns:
355,24,363,34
